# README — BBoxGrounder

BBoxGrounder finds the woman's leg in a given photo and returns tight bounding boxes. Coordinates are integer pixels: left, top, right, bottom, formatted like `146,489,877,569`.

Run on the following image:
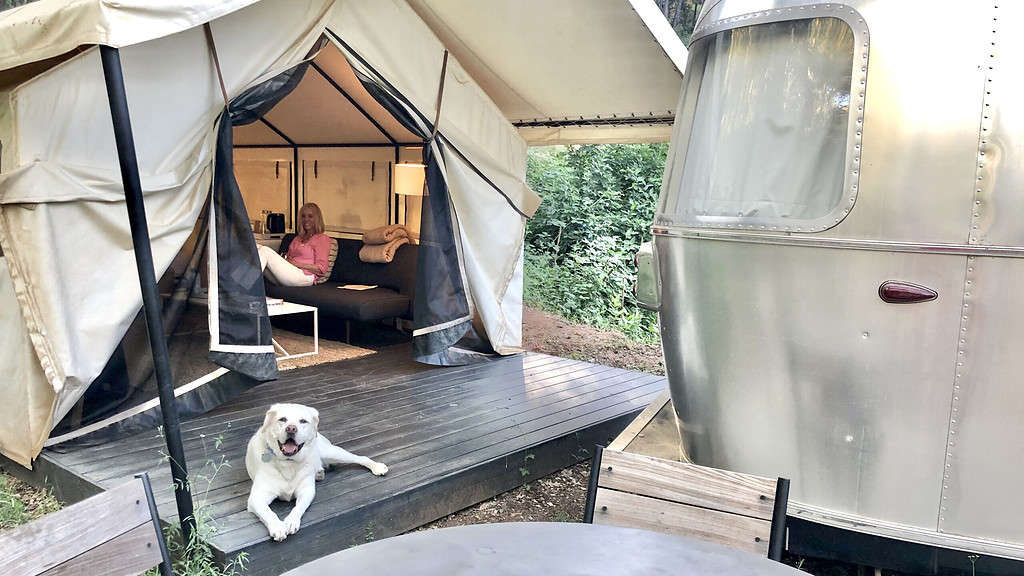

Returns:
258,245,315,287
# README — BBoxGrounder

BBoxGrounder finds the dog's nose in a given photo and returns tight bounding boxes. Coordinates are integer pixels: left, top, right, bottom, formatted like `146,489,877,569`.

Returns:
285,424,297,435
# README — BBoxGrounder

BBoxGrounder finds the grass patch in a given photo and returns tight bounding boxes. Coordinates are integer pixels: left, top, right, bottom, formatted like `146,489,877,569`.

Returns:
0,472,61,530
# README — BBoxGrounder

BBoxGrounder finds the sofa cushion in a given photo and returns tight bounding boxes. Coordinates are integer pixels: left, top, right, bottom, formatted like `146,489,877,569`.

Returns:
266,282,410,322
279,234,339,284
330,238,417,299
315,238,339,284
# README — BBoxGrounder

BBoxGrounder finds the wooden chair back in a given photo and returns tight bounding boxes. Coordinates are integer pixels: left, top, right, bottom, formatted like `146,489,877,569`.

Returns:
584,446,790,561
0,473,173,576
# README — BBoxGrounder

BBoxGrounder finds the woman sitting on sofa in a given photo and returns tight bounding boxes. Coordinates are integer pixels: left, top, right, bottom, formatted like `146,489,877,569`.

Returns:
258,202,330,286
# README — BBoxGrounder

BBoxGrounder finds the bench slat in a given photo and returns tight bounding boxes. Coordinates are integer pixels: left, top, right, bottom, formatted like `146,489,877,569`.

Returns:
593,488,771,556
0,479,151,576
599,450,776,520
41,523,165,576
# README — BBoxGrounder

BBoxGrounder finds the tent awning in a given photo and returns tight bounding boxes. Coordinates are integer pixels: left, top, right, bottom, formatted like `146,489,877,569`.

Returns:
407,0,687,145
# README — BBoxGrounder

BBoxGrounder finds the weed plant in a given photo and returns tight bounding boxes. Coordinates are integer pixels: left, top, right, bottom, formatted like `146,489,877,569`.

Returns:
149,427,248,576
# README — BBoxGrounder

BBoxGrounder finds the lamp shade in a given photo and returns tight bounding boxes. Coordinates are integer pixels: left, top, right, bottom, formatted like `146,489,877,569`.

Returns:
394,162,427,196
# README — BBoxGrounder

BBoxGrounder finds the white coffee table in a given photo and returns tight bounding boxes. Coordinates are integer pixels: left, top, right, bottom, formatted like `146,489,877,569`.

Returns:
267,301,318,361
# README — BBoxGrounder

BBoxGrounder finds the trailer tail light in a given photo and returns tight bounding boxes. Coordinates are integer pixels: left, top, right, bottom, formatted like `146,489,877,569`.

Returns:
879,281,938,304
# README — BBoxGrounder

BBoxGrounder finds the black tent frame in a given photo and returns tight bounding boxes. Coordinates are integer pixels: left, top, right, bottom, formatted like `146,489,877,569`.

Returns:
99,45,197,546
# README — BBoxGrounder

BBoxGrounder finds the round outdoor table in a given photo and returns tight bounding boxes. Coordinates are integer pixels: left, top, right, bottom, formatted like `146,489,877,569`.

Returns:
281,522,804,575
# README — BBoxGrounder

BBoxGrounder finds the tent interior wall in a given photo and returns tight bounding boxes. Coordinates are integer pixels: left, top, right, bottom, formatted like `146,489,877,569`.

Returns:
232,41,428,244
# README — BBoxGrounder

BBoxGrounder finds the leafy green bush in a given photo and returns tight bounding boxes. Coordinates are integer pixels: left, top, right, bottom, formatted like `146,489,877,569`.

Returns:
525,144,666,344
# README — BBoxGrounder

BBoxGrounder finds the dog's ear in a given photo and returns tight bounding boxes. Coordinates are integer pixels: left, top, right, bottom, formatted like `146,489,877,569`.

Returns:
261,404,280,433
308,407,319,432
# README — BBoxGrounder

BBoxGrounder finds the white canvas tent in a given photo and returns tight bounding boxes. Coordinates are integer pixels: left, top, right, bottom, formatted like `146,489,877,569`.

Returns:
0,0,684,468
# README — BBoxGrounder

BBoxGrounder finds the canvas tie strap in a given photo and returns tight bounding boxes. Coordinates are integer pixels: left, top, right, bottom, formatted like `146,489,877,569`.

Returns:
203,23,231,108
429,50,449,143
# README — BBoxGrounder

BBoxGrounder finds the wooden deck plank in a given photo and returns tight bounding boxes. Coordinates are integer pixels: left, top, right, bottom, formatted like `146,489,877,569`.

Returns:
50,352,568,467
208,378,665,541
28,349,667,575
141,362,634,505
137,364,637,511
150,371,662,518
73,356,609,482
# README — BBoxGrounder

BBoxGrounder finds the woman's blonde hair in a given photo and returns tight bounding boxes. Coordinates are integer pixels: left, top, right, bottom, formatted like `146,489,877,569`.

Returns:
298,202,325,237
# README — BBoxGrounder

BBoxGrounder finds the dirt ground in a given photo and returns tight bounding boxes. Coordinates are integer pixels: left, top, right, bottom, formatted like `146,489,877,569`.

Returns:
521,306,665,376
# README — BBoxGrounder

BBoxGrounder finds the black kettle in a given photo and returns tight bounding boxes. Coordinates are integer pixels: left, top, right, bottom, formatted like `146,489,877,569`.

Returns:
266,213,285,234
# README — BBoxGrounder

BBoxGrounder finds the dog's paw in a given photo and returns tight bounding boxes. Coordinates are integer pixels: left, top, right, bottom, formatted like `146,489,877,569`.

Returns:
267,520,289,542
368,461,389,476
282,515,302,536
315,467,325,481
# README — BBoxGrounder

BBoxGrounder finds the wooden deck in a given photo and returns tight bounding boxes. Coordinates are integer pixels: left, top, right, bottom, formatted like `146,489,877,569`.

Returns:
10,345,666,575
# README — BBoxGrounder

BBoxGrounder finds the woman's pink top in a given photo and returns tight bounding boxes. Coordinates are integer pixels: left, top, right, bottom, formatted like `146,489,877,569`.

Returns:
286,233,331,279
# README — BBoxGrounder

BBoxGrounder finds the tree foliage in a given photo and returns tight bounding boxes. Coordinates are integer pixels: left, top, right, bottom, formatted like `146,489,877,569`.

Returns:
1,0,34,11
653,0,705,44
524,145,667,344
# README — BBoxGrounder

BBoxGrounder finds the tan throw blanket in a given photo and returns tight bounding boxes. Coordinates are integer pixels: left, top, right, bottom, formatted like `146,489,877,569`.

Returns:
359,237,409,263
363,224,408,245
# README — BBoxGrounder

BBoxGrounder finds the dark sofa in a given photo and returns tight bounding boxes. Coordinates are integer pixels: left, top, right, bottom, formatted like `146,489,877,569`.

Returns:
265,235,417,327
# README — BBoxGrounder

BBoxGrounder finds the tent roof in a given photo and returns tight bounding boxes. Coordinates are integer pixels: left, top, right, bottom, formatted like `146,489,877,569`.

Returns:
407,0,686,144
0,0,260,80
0,0,686,145
233,43,421,147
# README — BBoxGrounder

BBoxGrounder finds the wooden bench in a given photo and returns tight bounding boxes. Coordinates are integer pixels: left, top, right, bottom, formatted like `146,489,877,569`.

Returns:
584,446,790,561
0,473,173,576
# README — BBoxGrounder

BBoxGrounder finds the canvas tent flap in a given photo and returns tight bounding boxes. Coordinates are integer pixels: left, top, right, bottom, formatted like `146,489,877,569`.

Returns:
406,0,686,145
0,258,54,469
0,0,333,464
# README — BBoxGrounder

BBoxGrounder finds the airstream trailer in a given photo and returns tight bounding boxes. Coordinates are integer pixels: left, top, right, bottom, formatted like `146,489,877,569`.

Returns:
636,0,1024,570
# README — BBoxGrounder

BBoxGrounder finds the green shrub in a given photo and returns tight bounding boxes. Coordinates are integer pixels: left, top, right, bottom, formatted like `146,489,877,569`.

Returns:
525,144,666,344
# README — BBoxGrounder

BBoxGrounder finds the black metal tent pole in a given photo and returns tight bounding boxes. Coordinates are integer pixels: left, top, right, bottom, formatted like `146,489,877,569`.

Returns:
99,45,197,547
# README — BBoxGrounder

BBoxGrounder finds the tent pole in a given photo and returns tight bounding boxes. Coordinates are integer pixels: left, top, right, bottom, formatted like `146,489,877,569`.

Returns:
99,45,197,547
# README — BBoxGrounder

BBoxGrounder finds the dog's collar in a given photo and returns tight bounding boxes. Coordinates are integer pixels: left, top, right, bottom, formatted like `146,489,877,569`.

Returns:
262,442,275,462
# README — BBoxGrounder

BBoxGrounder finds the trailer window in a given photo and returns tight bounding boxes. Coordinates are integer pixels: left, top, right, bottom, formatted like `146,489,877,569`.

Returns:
658,17,858,231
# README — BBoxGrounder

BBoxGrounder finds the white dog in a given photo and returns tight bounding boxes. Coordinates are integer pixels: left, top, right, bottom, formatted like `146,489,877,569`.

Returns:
245,403,388,541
